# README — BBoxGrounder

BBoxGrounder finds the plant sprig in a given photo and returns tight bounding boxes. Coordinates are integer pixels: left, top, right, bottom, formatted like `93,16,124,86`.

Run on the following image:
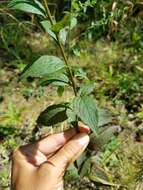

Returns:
8,0,99,136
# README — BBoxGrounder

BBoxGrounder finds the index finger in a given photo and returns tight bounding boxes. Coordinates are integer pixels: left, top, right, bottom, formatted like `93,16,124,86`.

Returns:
38,128,76,155
37,123,90,155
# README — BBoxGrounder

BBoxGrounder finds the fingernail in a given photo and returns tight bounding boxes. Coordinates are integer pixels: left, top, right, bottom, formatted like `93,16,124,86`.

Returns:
80,125,91,133
84,125,90,130
76,133,89,147
78,122,90,133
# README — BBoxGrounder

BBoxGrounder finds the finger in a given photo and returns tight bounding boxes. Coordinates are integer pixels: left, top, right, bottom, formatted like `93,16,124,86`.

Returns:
37,128,77,155
37,124,90,156
78,122,90,133
12,125,90,168
47,133,89,172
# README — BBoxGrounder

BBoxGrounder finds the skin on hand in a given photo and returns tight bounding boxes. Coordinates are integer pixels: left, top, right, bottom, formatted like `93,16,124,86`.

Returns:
11,122,90,190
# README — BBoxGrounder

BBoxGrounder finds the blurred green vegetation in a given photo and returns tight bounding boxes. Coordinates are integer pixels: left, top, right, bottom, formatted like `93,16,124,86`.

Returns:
1,0,143,189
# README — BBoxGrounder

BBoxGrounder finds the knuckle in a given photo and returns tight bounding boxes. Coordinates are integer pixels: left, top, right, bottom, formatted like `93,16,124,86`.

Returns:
39,161,57,176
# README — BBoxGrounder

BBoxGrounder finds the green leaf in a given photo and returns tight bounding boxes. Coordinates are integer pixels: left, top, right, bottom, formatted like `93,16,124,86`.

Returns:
70,16,77,29
40,71,69,86
73,96,98,135
52,13,71,33
72,66,87,80
34,0,44,10
41,20,57,40
80,158,91,177
65,164,79,181
51,14,76,36
89,175,120,187
8,0,45,16
19,55,65,80
0,125,16,138
37,103,69,126
59,28,68,45
78,82,95,96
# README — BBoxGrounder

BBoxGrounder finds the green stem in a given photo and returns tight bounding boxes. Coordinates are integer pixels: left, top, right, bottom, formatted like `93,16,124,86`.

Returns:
43,0,77,96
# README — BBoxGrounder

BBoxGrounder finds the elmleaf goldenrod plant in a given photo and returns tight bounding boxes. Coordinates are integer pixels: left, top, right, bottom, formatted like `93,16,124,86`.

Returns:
8,0,99,135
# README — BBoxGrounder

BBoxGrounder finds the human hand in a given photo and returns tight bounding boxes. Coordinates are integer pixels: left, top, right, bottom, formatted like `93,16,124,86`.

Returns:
11,123,90,190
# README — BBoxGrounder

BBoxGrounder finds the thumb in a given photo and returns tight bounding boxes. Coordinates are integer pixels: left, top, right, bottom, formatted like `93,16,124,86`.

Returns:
48,133,89,173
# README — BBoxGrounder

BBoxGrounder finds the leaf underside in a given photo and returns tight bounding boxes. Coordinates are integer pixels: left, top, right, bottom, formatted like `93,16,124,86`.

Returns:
40,71,69,86
41,20,57,40
37,103,69,126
